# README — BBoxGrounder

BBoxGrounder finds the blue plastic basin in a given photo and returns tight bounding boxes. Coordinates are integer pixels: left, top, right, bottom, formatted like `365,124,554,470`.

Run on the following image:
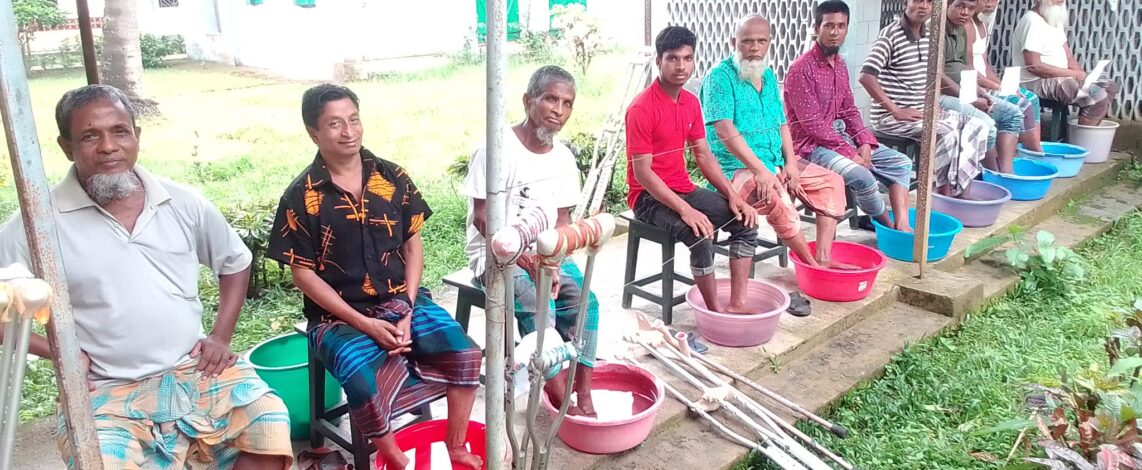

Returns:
982,158,1059,201
871,208,963,262
1016,142,1088,178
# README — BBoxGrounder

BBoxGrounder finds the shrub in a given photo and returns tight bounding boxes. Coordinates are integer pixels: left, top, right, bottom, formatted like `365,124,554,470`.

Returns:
140,34,184,69
550,4,605,76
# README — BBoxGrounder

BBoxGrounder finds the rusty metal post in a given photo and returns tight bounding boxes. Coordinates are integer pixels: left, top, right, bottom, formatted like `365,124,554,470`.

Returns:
0,2,104,468
912,0,947,277
75,0,100,85
644,0,652,47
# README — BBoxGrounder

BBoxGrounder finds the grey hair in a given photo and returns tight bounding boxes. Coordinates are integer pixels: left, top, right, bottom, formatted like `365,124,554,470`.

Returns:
54,84,137,140
526,65,576,99
735,14,772,37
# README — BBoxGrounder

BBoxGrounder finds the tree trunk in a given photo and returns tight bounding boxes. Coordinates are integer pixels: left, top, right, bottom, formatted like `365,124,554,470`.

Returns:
100,0,158,115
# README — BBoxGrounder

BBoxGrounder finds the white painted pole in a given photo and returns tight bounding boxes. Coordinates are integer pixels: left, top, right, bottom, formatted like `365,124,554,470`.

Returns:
484,0,510,468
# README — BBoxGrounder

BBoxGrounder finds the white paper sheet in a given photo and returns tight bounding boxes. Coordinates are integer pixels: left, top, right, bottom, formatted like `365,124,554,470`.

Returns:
1081,59,1111,94
1000,67,1021,96
589,390,635,421
959,70,979,104
1110,0,1119,12
402,441,456,469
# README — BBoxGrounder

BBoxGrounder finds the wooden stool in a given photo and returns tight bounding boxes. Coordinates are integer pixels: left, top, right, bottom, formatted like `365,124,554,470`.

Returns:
442,269,485,332
712,230,788,277
874,131,921,191
620,211,695,325
1040,98,1070,142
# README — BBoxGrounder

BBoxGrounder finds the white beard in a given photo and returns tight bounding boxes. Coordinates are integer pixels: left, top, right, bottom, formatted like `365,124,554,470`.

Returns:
1040,4,1069,29
978,12,996,34
734,51,767,84
535,125,559,146
86,171,142,205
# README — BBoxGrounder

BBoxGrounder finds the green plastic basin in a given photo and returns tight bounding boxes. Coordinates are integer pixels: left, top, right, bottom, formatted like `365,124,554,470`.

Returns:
246,332,342,440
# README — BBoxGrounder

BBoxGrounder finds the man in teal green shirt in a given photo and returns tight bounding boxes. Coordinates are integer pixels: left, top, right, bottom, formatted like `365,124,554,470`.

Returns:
699,14,851,269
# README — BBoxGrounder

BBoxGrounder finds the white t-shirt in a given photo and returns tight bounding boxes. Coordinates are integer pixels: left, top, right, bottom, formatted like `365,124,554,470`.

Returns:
0,166,252,386
461,127,582,276
1012,10,1070,82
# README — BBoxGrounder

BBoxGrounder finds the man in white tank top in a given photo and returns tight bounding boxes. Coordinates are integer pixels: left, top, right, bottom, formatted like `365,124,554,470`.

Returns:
969,0,1044,152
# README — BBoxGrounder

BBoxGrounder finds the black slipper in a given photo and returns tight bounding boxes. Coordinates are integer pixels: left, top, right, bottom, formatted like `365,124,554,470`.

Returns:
855,215,876,232
788,292,812,317
669,328,710,354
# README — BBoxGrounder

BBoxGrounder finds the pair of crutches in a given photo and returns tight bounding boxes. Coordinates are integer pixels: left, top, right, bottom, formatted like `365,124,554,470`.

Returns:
626,318,856,470
490,207,615,470
0,264,53,470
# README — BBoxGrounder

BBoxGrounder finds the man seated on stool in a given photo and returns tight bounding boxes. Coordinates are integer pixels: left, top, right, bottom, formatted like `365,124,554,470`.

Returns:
1012,0,1118,126
784,2,914,234
703,14,853,265
462,65,601,416
0,84,293,469
859,0,991,198
268,84,482,470
626,25,760,314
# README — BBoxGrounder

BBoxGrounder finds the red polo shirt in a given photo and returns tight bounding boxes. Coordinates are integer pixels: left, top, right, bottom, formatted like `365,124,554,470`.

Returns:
624,80,704,209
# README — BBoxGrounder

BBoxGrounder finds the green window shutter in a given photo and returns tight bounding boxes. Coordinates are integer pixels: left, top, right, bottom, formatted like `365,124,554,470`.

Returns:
476,0,521,42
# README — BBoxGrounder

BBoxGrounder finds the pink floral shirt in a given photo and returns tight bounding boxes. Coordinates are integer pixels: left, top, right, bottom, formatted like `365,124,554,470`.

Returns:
784,43,879,159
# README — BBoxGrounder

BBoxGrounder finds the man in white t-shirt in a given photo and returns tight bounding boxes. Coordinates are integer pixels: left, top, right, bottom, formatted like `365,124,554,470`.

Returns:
1012,0,1118,125
462,65,601,417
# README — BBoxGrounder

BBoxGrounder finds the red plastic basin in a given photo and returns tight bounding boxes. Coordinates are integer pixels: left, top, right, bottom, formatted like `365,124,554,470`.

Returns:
541,362,664,454
377,420,487,470
685,279,790,347
789,241,888,302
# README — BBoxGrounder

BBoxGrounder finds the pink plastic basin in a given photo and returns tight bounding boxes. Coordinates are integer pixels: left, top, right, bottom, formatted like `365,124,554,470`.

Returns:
685,279,790,347
541,362,664,454
789,241,888,302
377,420,487,469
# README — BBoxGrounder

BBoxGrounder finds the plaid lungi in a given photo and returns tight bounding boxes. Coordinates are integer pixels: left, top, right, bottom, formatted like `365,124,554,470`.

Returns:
56,359,293,469
308,288,481,438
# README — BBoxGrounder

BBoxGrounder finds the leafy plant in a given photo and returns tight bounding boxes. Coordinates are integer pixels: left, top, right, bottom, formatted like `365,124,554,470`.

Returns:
13,0,65,69
518,30,557,63
447,153,471,181
550,4,605,76
139,34,184,69
566,131,627,214
221,201,278,298
966,227,1086,297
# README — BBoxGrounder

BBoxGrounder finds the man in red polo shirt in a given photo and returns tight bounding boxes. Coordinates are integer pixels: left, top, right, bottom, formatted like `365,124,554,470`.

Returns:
626,25,760,315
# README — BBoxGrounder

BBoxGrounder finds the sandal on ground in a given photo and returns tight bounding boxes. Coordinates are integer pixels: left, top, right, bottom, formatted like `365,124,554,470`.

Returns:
297,448,352,470
788,292,812,317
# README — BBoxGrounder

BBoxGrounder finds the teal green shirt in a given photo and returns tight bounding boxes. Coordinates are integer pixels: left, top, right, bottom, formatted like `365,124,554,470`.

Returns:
700,57,787,181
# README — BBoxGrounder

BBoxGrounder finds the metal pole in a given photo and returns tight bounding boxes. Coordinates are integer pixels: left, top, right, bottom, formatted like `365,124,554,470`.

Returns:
0,2,104,468
75,0,100,85
643,0,652,47
484,0,509,467
0,318,33,469
911,0,948,277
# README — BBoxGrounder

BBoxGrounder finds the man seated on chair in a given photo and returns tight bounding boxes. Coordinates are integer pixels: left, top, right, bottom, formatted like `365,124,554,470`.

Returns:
1012,0,1118,126
859,0,991,198
968,0,1045,154
461,65,601,417
703,14,852,266
0,84,293,469
267,84,482,470
626,25,760,314
941,0,1026,174
784,1,914,233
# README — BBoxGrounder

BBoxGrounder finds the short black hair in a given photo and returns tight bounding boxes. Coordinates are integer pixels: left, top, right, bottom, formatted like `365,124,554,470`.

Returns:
301,84,360,129
55,84,136,140
655,26,697,59
815,0,851,27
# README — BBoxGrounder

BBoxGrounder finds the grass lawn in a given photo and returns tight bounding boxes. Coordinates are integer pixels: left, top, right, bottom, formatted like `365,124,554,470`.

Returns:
740,209,1142,469
8,53,634,422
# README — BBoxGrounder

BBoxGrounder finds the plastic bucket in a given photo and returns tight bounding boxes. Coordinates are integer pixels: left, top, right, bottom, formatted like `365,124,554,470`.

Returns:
789,241,887,302
541,362,664,455
1017,142,1088,178
1068,119,1119,163
982,158,1059,201
377,420,487,469
872,208,963,262
246,332,342,440
685,279,790,347
932,180,1011,228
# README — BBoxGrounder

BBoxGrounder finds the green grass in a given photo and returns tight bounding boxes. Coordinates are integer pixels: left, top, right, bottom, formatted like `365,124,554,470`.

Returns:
9,54,635,422
740,211,1142,469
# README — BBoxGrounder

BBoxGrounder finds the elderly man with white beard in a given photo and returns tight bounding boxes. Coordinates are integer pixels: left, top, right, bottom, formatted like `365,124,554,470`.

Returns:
1012,0,1119,125
699,15,853,270
0,84,293,468
462,65,602,417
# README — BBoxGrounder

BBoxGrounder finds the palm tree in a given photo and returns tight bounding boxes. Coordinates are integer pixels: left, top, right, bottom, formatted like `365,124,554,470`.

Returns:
101,0,158,114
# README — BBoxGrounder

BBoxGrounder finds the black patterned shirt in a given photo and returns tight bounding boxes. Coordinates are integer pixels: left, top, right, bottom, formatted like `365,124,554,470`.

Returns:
267,148,432,323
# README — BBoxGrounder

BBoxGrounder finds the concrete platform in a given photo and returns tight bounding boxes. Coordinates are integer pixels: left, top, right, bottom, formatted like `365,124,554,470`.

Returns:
14,153,1139,469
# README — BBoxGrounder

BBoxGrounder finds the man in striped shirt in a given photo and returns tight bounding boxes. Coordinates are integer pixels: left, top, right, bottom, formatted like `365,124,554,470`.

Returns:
858,0,991,198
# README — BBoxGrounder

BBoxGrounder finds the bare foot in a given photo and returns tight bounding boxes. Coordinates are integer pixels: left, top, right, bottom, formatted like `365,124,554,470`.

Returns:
819,258,862,270
575,391,598,418
449,445,485,469
724,303,756,315
380,451,410,470
893,220,913,233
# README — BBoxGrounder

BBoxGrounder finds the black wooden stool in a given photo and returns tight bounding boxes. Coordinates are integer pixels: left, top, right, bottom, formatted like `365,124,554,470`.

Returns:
1040,98,1070,142
875,131,921,191
620,211,695,325
712,230,788,278
442,269,485,332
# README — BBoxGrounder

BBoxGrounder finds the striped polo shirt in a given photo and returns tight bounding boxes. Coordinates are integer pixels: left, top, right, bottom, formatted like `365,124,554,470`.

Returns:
861,17,930,125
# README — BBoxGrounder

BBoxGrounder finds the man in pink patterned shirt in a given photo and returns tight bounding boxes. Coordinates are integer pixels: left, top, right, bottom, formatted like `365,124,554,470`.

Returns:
785,0,914,232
